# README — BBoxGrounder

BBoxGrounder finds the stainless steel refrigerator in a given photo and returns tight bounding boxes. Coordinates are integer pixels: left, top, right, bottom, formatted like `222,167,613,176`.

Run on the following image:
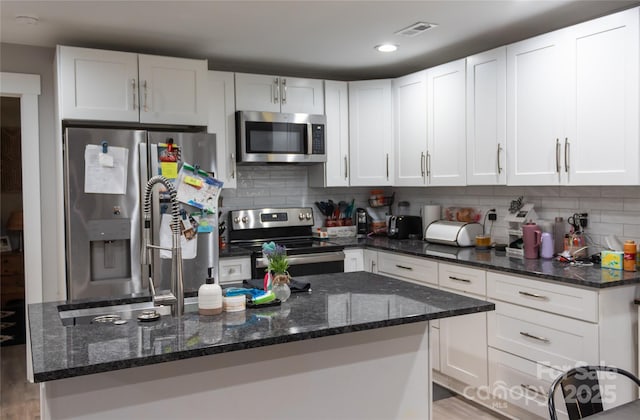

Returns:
63,126,219,302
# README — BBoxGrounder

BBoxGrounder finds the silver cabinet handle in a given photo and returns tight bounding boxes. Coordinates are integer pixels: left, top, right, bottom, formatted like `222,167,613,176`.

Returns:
449,276,471,283
143,80,149,112
386,153,389,180
370,260,376,272
230,153,236,179
273,77,279,103
426,152,431,177
497,144,503,174
520,331,550,343
281,78,287,104
396,264,413,271
564,137,569,173
344,155,348,179
131,79,137,110
555,138,561,173
520,384,545,397
421,152,426,177
518,291,548,300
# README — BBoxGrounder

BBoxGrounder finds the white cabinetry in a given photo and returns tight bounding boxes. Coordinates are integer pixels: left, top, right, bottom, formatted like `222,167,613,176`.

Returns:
309,81,350,187
343,248,364,272
507,7,639,185
376,251,438,286
364,249,378,273
207,71,237,188
56,46,208,125
348,80,394,186
426,59,467,186
466,47,507,185
218,257,252,285
438,263,488,388
393,71,428,186
234,73,324,115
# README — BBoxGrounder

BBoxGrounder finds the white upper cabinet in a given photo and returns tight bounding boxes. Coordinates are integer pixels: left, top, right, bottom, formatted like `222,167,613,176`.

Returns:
393,71,428,186
207,71,237,189
507,7,639,185
427,59,467,186
57,46,208,125
309,80,350,187
234,73,324,114
466,47,507,185
348,79,394,186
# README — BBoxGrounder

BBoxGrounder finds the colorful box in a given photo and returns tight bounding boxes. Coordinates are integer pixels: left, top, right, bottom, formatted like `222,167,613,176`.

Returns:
601,250,623,270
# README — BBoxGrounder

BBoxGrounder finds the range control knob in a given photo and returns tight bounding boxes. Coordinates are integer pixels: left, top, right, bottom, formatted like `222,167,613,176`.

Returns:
298,212,305,221
233,217,240,224
305,212,312,220
241,216,248,223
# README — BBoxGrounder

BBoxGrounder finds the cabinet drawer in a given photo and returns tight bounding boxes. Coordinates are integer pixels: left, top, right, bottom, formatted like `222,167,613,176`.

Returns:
1,253,23,275
218,257,251,284
489,348,568,419
439,263,486,296
487,271,598,322
1,274,24,289
377,251,438,285
489,301,599,370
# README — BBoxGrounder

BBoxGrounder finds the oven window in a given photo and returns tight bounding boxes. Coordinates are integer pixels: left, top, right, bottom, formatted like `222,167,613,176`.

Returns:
246,122,306,154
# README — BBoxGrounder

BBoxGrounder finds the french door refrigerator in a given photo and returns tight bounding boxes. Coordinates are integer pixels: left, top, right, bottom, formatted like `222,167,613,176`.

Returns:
63,126,219,301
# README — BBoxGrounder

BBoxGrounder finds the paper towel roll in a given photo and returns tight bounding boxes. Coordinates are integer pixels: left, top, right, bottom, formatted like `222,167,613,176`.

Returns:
421,205,441,238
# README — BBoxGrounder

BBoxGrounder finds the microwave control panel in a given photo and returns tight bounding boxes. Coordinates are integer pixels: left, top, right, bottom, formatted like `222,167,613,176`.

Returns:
311,124,325,155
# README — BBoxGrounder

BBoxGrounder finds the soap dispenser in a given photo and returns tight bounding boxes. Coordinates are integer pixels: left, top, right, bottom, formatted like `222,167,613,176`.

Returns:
198,268,222,315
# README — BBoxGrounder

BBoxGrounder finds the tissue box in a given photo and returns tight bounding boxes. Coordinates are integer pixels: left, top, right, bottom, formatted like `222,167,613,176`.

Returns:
601,250,623,270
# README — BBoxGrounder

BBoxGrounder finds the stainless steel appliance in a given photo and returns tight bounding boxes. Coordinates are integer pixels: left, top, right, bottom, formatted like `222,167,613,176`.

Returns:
63,126,219,301
236,111,326,164
228,207,345,278
387,216,423,239
424,221,483,247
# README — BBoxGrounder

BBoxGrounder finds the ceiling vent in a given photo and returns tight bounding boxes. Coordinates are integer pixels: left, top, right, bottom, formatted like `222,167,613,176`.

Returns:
395,22,438,37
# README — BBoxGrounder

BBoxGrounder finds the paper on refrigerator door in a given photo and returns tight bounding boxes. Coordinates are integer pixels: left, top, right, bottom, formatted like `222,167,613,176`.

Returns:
84,144,128,194
159,214,197,260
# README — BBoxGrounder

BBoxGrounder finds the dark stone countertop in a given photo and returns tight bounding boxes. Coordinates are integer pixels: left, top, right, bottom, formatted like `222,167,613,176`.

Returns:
29,271,493,383
327,236,640,289
219,245,252,258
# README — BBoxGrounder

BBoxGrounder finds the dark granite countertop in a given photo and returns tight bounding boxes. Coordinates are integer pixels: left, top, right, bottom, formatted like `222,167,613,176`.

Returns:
29,271,493,383
327,237,640,289
219,244,252,258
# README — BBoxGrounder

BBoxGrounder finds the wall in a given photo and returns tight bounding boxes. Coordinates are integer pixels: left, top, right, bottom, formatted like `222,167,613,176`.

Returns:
0,43,60,300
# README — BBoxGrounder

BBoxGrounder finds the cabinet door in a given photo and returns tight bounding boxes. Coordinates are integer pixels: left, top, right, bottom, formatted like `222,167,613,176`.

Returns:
427,59,467,186
506,31,568,185
310,81,349,187
280,77,325,114
364,249,378,273
343,249,364,272
207,71,237,188
565,7,639,185
393,71,428,186
138,54,208,125
234,73,281,112
348,80,393,186
466,47,507,185
439,311,488,387
57,46,139,122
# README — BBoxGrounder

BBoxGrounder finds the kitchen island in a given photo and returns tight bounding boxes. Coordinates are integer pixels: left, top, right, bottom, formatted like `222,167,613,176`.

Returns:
30,271,494,419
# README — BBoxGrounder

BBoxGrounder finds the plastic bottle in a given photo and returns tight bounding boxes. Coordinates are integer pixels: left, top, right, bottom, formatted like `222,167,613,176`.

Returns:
540,232,554,259
623,240,637,272
553,217,564,255
198,273,223,315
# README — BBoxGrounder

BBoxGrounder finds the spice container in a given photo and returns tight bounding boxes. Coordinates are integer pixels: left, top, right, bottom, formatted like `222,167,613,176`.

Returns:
623,240,637,272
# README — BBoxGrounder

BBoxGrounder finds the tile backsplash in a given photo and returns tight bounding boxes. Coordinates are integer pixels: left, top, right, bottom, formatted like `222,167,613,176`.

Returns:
220,166,640,252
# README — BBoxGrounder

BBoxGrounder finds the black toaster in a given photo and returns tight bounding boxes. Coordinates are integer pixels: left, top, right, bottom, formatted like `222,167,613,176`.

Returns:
387,215,423,239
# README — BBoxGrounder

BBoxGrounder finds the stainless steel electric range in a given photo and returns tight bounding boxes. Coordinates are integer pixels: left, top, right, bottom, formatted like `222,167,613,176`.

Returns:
228,207,345,278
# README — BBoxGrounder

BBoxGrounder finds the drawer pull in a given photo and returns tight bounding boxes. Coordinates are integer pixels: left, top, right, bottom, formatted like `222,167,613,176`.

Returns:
520,384,545,397
396,264,413,271
448,276,471,283
520,331,550,343
518,291,548,300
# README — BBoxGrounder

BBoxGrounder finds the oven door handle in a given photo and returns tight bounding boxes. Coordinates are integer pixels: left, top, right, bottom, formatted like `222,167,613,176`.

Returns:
255,251,345,268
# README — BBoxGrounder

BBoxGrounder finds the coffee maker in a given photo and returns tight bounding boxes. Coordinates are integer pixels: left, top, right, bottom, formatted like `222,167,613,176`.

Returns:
356,208,369,237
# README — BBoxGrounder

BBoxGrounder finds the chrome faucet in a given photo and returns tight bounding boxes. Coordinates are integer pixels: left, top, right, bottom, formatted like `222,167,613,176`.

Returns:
141,175,184,316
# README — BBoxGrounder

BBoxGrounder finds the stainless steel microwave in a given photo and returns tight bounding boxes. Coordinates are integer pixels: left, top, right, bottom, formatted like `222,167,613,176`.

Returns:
236,111,326,164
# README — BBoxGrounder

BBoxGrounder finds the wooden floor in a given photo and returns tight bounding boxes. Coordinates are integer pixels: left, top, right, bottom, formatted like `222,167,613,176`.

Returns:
0,344,39,420
0,344,505,420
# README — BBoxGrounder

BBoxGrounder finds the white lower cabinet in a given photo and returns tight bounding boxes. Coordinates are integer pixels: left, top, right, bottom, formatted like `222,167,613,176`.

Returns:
218,257,251,285
364,249,378,273
343,248,364,272
376,251,438,286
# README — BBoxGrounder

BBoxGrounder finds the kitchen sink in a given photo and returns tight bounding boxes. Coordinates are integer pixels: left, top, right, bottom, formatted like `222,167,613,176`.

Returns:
58,297,199,325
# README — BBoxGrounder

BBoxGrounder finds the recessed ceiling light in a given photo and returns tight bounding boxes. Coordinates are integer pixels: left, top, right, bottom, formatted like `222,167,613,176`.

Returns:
15,15,39,25
375,44,398,53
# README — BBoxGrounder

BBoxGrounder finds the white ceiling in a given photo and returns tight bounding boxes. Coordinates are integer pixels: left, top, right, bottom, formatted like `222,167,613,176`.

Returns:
1,0,639,80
